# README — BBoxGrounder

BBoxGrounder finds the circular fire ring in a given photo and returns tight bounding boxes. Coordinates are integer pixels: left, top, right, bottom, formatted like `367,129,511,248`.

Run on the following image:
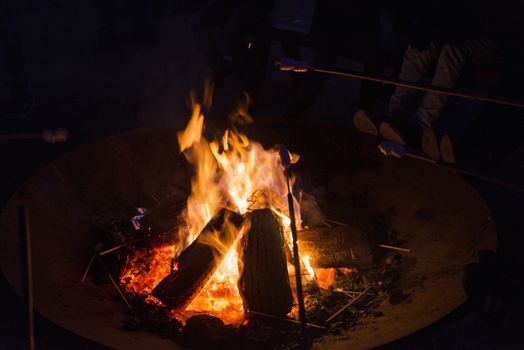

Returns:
0,124,496,349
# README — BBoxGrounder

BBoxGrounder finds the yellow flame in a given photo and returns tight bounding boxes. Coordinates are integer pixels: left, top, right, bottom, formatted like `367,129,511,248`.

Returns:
120,95,302,324
178,98,301,319
302,255,315,279
177,103,204,152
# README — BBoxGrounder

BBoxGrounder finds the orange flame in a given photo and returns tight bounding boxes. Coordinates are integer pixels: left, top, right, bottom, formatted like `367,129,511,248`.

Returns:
316,268,336,290
120,96,302,324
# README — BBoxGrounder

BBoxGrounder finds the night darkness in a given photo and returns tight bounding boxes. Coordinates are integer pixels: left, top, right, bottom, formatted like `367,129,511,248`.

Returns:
1,0,524,349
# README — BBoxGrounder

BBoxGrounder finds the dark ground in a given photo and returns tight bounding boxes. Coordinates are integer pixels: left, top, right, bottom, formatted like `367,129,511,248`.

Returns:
1,1,524,349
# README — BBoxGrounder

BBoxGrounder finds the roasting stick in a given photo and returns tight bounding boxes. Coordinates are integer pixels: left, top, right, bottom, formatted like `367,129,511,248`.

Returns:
80,242,132,309
276,57,524,109
248,311,326,330
279,144,308,349
326,285,373,323
95,255,132,309
379,244,411,253
98,237,149,256
80,242,104,282
80,252,97,283
334,289,376,297
324,218,350,227
0,128,69,143
323,219,412,253
19,207,35,350
378,141,524,193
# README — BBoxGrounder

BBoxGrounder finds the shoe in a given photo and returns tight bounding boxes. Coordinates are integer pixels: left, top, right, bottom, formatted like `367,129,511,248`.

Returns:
421,127,440,161
440,134,456,164
379,121,407,145
353,110,378,136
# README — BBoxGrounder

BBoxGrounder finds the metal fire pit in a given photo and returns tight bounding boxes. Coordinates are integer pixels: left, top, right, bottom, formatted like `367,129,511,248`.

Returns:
0,124,496,349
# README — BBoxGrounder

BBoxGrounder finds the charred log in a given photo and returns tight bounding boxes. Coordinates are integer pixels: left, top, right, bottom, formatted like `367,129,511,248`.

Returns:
152,208,243,309
238,209,293,317
297,226,373,269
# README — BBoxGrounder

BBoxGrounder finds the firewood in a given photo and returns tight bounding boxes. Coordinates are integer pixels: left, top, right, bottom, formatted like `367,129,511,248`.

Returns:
152,208,243,309
297,226,373,269
237,209,293,317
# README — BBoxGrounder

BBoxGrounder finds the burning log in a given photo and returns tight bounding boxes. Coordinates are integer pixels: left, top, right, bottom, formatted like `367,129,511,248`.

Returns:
237,209,293,317
152,208,243,309
297,226,373,269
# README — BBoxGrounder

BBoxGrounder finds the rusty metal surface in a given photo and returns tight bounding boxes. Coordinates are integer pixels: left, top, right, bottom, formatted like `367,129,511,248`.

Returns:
0,125,496,350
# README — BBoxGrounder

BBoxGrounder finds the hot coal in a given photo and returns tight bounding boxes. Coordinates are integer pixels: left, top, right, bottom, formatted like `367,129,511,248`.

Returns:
100,190,405,349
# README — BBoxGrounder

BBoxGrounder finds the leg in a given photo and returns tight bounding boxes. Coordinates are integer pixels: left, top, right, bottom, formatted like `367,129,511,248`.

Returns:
351,26,384,136
416,39,499,127
388,43,440,118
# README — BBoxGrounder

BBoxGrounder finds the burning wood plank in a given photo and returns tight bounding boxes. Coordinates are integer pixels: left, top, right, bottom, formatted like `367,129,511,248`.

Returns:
297,226,373,269
152,208,243,310
237,209,293,317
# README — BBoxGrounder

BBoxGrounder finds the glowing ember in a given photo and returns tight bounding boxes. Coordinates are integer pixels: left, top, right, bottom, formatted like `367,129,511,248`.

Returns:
120,245,177,297
316,268,336,290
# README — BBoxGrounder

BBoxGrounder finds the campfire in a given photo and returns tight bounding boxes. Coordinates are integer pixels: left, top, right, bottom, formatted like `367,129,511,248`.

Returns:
88,97,406,347
120,99,308,322
0,98,496,349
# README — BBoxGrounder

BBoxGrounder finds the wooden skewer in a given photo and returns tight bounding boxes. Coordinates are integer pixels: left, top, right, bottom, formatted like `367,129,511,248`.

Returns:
333,289,376,296
324,218,350,227
0,128,69,143
80,252,96,283
80,242,104,282
313,66,524,108
96,255,132,310
280,144,308,349
19,207,35,350
379,244,411,253
248,311,326,330
379,141,524,194
278,57,524,109
98,237,148,256
149,193,162,205
326,285,372,323
322,220,332,227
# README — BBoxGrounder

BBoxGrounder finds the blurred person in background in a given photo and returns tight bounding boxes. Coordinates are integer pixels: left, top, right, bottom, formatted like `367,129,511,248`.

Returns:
371,0,517,160
284,0,385,121
192,0,274,106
